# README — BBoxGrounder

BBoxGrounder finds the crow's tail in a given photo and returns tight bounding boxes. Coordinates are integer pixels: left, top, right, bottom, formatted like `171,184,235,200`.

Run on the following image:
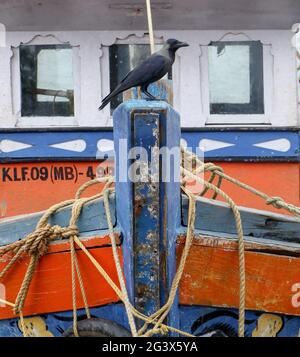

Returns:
98,97,111,110
99,85,125,110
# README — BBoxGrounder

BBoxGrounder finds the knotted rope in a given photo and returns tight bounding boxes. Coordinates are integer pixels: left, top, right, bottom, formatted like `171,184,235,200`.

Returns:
0,224,79,315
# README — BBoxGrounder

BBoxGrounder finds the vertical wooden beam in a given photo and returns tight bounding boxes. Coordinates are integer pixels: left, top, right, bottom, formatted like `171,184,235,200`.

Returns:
113,100,180,332
132,112,160,316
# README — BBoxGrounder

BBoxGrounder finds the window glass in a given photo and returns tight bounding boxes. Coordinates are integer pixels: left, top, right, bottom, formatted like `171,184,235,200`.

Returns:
109,44,170,111
20,44,74,116
208,41,264,114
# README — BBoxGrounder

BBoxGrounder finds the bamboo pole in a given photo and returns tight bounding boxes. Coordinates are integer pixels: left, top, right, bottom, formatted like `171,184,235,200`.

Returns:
146,0,155,54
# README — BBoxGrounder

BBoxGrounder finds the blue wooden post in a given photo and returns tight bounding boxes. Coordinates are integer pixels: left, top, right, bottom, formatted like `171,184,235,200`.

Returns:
113,100,181,333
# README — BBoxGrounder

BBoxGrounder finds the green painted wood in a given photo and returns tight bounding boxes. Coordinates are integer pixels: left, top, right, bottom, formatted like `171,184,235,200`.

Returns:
181,195,300,243
0,195,116,246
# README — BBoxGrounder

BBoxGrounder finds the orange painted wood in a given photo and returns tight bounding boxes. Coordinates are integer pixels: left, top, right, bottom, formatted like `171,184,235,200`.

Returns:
0,161,114,218
177,236,300,316
186,162,300,215
46,234,121,254
0,161,298,218
0,237,122,320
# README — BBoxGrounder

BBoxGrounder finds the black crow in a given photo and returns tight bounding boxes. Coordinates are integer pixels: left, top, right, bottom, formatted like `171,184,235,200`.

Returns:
99,38,189,110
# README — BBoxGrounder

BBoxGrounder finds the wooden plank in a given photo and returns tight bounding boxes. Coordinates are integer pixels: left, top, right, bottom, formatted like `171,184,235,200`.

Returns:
177,234,300,256
186,162,300,214
113,101,181,331
182,195,300,243
132,113,161,317
0,129,298,161
0,241,122,320
181,130,299,161
0,195,116,246
0,163,298,221
0,131,114,161
0,161,114,219
177,236,300,316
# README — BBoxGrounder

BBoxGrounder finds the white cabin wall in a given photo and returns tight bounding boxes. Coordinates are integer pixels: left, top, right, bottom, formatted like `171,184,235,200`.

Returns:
293,24,300,121
0,46,14,126
0,29,298,128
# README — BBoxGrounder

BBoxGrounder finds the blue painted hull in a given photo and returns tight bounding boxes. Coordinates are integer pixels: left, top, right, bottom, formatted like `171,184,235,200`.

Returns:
1,304,299,337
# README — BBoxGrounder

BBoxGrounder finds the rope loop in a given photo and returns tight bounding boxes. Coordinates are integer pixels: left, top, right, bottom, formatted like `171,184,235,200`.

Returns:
203,162,224,173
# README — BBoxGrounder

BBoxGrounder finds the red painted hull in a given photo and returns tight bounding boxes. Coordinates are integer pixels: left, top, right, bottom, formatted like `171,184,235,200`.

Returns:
0,236,122,320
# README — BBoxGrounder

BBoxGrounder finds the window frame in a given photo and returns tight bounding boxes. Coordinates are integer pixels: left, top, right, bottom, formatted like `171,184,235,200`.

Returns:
208,40,264,115
99,34,179,126
198,34,275,126
11,34,81,127
20,43,75,117
1,30,297,128
108,42,172,113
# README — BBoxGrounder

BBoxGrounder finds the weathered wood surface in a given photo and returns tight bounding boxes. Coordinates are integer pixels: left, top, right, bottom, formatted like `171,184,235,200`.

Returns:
177,235,300,316
0,242,122,320
177,234,300,256
113,101,181,330
0,195,116,246
123,79,173,106
182,195,300,243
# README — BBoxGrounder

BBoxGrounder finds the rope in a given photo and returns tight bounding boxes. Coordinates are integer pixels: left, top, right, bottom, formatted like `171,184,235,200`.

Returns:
0,177,112,330
0,148,299,338
182,148,300,217
103,187,138,336
73,244,91,320
181,166,246,337
70,236,79,337
0,298,28,337
0,224,79,315
72,236,194,337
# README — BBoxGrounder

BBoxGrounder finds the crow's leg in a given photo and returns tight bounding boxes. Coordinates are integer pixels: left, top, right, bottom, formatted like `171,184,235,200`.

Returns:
141,85,158,100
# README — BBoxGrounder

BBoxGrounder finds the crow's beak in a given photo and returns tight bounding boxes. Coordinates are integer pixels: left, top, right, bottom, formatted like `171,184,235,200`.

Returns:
176,41,189,48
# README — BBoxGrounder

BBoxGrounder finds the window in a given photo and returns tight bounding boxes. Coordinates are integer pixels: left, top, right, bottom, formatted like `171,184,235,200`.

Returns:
208,41,264,115
20,44,74,117
109,44,171,111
